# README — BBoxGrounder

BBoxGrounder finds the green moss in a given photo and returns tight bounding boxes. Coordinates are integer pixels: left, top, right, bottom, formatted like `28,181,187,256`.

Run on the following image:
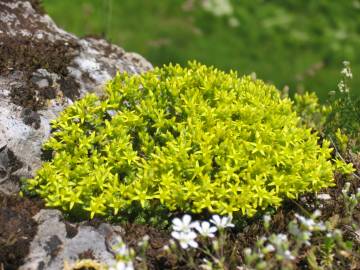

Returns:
26,62,341,219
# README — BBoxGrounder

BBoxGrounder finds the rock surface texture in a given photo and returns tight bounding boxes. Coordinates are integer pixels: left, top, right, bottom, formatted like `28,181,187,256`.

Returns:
19,210,124,270
0,0,152,195
0,1,152,269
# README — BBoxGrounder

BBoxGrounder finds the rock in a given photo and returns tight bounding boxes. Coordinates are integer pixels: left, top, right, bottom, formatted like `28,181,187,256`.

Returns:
0,0,152,194
19,210,125,270
0,1,153,268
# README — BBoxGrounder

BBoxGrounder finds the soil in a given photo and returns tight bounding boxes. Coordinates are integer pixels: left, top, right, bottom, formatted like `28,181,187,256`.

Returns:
0,193,44,270
121,223,176,270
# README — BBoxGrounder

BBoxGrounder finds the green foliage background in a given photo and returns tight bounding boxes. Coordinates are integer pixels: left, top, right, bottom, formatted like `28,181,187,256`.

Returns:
43,0,360,101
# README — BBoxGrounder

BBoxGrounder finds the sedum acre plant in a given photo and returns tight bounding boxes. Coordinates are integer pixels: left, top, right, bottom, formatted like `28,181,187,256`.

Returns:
25,62,348,219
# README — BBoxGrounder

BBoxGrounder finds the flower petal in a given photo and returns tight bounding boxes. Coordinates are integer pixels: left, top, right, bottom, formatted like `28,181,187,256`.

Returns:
183,214,192,225
171,231,181,240
189,240,198,248
172,217,182,228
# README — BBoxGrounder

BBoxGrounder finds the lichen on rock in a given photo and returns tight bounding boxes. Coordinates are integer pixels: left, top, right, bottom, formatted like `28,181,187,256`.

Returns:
0,0,152,195
0,1,153,269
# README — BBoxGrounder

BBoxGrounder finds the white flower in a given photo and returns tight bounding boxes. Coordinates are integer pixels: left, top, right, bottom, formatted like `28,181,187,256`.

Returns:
338,81,348,93
270,233,288,246
288,222,300,236
210,215,234,229
312,210,321,218
300,231,312,246
295,214,325,231
278,234,288,241
295,214,316,230
302,218,316,229
315,222,326,231
263,244,275,253
172,214,196,233
243,248,252,256
342,182,351,194
171,231,198,249
112,237,131,258
260,236,267,242
263,215,271,224
162,245,170,252
333,229,343,238
137,234,150,247
117,245,129,257
350,194,357,203
109,261,134,270
283,250,295,260
202,0,233,17
200,258,213,270
341,61,353,79
194,221,218,238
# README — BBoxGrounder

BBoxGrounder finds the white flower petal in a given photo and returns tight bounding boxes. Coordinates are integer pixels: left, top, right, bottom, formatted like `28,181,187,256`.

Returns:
210,215,234,229
180,241,189,249
183,214,192,225
202,221,210,229
191,220,200,229
209,226,218,233
187,231,197,239
171,231,181,240
189,240,198,248
172,218,183,229
211,215,221,226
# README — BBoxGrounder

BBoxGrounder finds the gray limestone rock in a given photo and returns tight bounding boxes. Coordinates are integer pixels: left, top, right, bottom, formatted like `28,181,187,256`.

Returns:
19,210,125,270
0,1,152,268
0,0,152,195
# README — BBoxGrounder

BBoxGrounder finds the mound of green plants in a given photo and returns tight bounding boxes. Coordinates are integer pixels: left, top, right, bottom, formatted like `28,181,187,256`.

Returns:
25,62,350,219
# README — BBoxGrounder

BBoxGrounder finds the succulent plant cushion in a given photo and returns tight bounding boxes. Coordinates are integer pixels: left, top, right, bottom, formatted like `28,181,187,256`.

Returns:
26,62,347,219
